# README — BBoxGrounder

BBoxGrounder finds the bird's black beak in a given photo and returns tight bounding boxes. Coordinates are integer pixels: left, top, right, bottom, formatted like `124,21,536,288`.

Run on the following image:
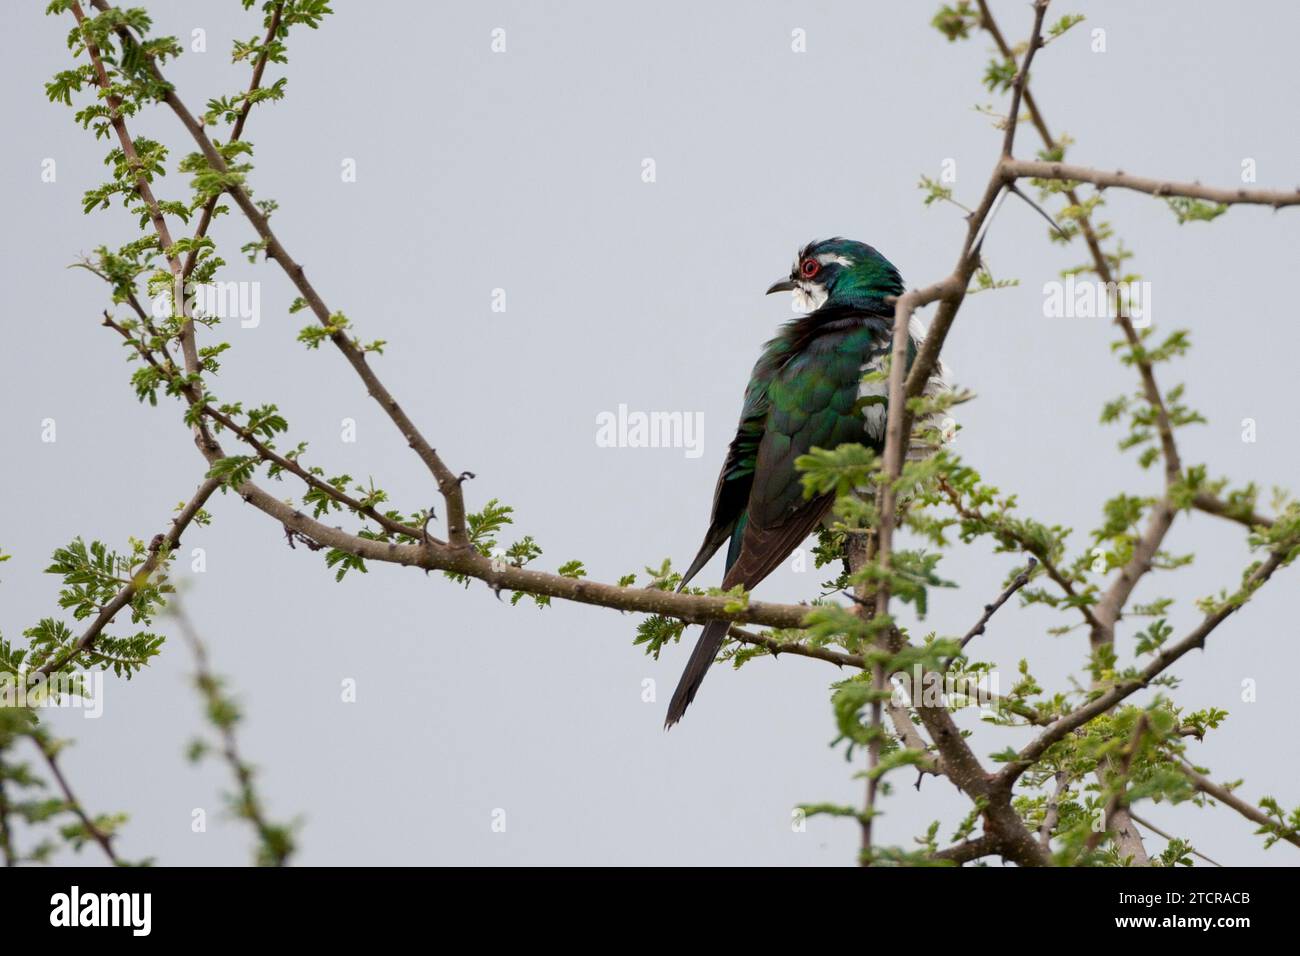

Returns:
766,278,796,295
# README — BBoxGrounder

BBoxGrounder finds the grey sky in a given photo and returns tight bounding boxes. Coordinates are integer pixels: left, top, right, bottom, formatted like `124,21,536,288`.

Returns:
2,0,1298,865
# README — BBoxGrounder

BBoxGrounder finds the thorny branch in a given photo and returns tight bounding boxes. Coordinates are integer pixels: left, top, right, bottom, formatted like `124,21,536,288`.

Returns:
52,0,1300,867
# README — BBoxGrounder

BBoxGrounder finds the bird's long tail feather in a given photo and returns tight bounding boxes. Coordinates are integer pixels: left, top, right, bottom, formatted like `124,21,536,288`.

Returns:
664,618,729,728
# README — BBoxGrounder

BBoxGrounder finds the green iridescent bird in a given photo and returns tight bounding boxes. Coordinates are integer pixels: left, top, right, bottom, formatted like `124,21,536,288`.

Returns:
666,238,938,728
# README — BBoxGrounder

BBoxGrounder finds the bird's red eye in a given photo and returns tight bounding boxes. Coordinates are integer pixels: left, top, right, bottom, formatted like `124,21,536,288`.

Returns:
800,258,820,278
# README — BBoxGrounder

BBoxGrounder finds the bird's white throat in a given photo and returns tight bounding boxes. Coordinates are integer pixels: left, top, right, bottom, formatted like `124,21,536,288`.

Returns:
791,281,828,313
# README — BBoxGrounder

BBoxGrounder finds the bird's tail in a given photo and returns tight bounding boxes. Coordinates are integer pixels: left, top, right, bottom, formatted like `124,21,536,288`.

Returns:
663,618,729,729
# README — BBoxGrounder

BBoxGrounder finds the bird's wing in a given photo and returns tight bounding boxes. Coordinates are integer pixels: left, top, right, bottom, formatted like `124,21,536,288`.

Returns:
719,494,834,590
677,371,771,590
719,408,839,590
723,324,884,589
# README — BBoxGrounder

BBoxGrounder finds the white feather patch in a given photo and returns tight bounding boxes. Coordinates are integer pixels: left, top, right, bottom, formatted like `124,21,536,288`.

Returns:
856,316,956,453
857,349,889,442
791,281,828,313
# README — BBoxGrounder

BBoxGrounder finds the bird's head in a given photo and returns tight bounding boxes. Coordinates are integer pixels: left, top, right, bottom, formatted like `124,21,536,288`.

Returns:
766,238,904,313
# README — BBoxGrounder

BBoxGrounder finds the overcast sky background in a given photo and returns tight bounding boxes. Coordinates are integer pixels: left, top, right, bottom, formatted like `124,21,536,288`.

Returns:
2,0,1298,866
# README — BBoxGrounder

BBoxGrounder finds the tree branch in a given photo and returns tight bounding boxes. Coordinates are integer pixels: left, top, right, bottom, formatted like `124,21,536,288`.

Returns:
958,557,1036,653
101,310,430,544
1192,492,1275,531
856,1,1054,869
997,548,1288,787
726,625,863,668
174,605,293,866
1039,771,1067,852
1085,714,1148,854
70,1,198,376
87,0,470,548
1127,811,1223,866
36,475,221,678
1178,760,1300,851
165,88,471,547
31,732,120,865
1003,159,1300,209
65,3,828,639
939,478,1103,633
933,834,996,865
180,0,285,282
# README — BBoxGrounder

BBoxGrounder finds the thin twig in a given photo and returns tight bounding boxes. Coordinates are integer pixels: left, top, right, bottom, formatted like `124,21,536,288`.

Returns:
101,311,429,544
70,2,198,375
1178,760,1300,851
173,606,294,866
939,478,1103,633
37,475,221,677
1192,492,1275,531
998,549,1287,788
180,1,285,281
726,625,862,668
31,733,120,865
1127,812,1223,867
959,557,1036,652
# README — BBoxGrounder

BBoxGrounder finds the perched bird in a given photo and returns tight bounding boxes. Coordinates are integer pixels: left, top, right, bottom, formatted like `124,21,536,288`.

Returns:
666,238,944,728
